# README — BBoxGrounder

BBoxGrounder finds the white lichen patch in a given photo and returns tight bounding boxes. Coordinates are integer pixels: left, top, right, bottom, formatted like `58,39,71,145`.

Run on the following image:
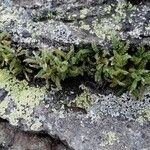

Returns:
0,69,46,130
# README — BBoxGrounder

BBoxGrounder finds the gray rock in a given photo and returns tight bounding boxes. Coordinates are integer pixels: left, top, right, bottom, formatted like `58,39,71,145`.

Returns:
0,119,69,150
0,0,150,50
1,0,150,150
0,69,150,150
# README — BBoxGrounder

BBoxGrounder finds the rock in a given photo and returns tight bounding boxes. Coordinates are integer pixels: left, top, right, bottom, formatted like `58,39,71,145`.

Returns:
0,119,15,149
0,69,150,150
0,119,69,150
0,0,150,150
0,0,150,50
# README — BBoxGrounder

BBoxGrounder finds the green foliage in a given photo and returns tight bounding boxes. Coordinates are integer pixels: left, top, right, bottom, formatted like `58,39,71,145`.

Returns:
0,32,32,80
92,39,150,97
0,32,150,97
24,46,90,89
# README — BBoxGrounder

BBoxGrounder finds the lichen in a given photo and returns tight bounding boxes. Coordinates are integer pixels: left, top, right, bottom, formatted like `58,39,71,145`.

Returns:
145,23,150,31
30,120,43,131
100,131,119,146
136,116,145,125
138,105,150,122
80,8,89,19
0,69,46,129
92,2,136,40
75,85,91,109
92,17,119,40
79,21,90,31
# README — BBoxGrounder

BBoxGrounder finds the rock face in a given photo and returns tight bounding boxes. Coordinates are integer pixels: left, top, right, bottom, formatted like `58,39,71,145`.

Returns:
0,0,150,50
0,67,150,150
0,0,150,150
0,119,69,150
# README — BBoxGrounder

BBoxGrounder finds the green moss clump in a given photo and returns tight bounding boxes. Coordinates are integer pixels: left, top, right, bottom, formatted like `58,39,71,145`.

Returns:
0,32,150,97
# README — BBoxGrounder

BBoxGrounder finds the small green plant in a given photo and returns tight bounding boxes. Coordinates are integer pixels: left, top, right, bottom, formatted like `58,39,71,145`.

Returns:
0,32,32,80
91,38,150,97
0,32,150,97
24,46,91,89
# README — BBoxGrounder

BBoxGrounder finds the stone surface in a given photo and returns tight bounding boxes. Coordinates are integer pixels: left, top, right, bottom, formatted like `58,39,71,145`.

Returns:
0,69,150,150
0,119,69,150
0,0,150,150
0,0,150,50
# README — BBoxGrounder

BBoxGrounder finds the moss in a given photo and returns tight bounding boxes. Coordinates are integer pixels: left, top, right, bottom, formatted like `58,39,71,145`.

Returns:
0,69,45,129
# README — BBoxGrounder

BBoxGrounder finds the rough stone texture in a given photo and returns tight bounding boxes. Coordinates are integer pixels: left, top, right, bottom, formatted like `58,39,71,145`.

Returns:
0,119,69,150
1,0,150,150
0,69,150,150
1,0,150,50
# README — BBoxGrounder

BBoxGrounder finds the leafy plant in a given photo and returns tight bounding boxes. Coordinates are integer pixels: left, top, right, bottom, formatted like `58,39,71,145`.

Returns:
0,32,32,80
91,39,150,97
24,46,91,89
0,32,150,97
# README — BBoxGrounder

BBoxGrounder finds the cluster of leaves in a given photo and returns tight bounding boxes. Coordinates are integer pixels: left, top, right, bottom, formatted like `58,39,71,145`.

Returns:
24,46,91,89
0,32,150,97
91,38,150,97
0,32,32,81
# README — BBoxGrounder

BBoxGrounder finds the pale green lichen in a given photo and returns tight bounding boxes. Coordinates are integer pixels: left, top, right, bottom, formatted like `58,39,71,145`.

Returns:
75,85,91,109
80,8,89,19
136,116,145,125
92,18,119,40
67,85,91,110
138,106,150,122
92,2,135,40
0,14,16,23
103,5,112,13
112,2,127,22
145,23,150,31
0,7,17,26
80,21,90,31
30,120,43,131
100,131,119,146
0,69,46,129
